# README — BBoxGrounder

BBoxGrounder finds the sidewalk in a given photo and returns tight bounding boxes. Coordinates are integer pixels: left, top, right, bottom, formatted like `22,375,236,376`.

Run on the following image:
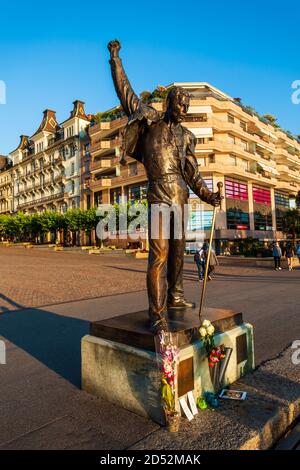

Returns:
0,254,300,449
0,302,298,449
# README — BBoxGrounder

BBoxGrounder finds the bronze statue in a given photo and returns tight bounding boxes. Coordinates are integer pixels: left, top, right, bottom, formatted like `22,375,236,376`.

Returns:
108,40,222,331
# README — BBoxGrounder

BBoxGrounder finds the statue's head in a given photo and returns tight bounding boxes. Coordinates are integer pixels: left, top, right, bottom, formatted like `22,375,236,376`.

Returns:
166,86,190,124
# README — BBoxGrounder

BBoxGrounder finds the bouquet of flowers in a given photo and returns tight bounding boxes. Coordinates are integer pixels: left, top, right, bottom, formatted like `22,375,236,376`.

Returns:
157,330,180,432
199,320,225,368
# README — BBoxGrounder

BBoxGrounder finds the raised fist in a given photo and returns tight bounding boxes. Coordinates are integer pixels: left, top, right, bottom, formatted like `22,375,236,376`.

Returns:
108,39,121,58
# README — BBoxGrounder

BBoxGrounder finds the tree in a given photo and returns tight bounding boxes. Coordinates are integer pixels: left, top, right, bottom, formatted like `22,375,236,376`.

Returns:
281,209,300,246
296,191,300,209
263,114,279,128
64,209,87,246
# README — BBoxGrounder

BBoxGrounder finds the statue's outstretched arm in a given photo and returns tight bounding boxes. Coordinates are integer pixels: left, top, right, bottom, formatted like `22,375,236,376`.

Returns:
185,135,223,207
108,40,139,117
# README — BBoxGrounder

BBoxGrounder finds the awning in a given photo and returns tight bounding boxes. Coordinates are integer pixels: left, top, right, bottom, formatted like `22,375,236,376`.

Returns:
258,162,279,175
187,105,212,114
188,127,213,137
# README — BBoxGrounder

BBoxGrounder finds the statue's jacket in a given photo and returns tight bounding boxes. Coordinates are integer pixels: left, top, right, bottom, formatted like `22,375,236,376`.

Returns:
110,56,213,207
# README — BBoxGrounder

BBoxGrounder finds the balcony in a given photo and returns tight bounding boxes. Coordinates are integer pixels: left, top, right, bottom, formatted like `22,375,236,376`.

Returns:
276,181,298,193
17,192,67,210
186,116,276,153
277,165,300,182
90,116,127,133
91,137,122,155
275,148,300,166
201,162,277,185
112,166,147,185
90,158,113,173
89,178,112,190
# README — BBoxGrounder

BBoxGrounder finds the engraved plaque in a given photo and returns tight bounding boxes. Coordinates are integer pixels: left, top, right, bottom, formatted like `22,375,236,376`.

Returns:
178,357,194,397
236,333,247,364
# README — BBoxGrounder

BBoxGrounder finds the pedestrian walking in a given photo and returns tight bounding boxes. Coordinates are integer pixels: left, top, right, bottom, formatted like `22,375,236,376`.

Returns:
286,243,294,271
202,242,219,280
194,246,205,281
272,242,282,271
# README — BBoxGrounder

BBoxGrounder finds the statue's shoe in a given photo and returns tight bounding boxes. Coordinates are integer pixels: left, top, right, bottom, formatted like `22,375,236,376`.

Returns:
168,299,195,309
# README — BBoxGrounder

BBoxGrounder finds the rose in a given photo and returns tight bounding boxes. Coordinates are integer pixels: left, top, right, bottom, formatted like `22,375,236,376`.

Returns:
202,320,211,328
199,327,207,338
207,325,215,336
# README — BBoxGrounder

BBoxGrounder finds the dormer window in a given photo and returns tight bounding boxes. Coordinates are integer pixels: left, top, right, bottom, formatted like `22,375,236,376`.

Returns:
66,126,74,138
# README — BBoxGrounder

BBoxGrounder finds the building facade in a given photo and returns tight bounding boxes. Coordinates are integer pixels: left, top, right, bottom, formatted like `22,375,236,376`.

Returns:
1,82,300,251
0,156,13,214
81,82,300,251
9,101,90,213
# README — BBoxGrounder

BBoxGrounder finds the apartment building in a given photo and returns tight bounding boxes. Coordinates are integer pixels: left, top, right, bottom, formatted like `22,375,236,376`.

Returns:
9,101,90,213
82,82,300,250
0,156,13,214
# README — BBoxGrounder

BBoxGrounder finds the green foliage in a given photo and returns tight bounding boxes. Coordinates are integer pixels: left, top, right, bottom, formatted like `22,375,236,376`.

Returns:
296,191,300,209
0,203,148,244
280,209,300,241
161,378,175,411
236,237,272,257
263,114,278,126
140,91,152,103
92,107,125,123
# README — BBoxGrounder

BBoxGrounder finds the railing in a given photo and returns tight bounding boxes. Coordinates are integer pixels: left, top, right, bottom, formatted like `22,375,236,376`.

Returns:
17,192,67,209
91,137,122,154
90,158,113,172
89,178,112,189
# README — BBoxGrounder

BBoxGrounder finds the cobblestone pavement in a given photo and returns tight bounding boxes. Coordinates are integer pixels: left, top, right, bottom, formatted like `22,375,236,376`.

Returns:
1,246,297,312
0,247,148,311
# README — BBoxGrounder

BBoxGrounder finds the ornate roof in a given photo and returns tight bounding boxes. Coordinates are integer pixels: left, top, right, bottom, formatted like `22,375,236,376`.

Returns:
70,100,89,120
32,109,60,136
10,135,30,154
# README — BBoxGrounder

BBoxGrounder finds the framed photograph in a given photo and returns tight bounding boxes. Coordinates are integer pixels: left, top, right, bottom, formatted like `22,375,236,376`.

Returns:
219,389,247,401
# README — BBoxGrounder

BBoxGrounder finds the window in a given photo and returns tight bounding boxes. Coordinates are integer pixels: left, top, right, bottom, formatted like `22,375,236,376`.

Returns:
66,126,74,138
94,191,102,207
70,144,76,157
188,210,213,231
253,186,271,205
225,179,248,201
241,140,248,151
71,180,75,193
225,155,236,166
228,134,235,145
227,208,250,230
239,159,249,171
128,185,141,201
228,114,235,123
275,192,289,208
71,162,75,175
240,121,247,132
128,162,138,177
84,143,90,156
254,211,272,231
197,157,205,166
110,187,122,204
208,154,215,164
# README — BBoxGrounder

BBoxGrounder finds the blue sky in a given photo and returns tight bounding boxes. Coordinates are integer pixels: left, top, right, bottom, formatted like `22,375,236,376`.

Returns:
0,0,300,154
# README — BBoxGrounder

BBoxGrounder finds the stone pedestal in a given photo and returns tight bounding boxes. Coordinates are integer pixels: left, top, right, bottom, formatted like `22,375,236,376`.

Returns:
81,308,254,424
